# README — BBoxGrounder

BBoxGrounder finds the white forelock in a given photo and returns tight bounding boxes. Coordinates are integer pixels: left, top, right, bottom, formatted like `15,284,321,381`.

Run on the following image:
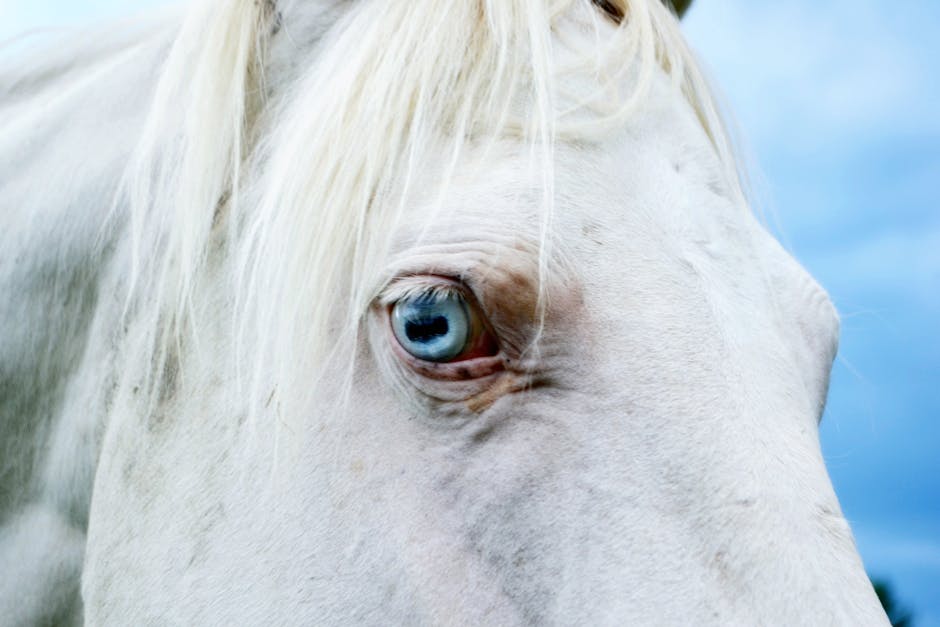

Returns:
122,0,743,435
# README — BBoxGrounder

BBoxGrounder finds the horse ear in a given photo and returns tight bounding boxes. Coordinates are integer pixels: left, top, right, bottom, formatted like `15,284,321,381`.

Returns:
668,0,693,19
594,1,693,22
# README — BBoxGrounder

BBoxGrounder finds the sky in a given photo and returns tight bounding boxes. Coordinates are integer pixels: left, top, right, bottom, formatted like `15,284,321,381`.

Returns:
682,2,940,624
3,0,938,623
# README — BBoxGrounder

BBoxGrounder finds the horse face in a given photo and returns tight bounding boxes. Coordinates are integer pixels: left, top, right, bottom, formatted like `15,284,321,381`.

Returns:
81,3,887,623
85,78,882,627
330,79,885,623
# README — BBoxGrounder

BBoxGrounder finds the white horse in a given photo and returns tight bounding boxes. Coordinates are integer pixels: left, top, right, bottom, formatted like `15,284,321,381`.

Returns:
0,0,888,624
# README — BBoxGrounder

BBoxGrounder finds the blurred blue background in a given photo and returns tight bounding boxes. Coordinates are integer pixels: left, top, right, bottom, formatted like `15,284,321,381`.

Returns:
3,0,938,623
684,3,939,624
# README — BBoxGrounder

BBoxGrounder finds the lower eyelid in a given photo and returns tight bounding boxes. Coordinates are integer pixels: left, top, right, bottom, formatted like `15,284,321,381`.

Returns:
392,341,506,381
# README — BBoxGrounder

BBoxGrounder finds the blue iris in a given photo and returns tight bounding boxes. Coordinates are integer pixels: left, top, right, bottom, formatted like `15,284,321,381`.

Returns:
391,292,470,362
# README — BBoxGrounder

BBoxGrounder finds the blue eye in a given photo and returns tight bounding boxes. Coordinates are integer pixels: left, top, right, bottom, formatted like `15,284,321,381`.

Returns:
391,292,471,362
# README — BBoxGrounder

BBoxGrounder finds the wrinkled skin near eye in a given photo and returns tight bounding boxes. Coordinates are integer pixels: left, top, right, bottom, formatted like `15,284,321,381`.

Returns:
388,283,499,365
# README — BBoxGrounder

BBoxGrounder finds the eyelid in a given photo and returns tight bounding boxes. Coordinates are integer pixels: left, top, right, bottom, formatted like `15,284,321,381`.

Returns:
378,275,468,308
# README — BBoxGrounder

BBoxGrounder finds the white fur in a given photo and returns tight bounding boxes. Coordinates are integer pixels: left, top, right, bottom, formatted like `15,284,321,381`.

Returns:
0,0,887,624
0,16,176,622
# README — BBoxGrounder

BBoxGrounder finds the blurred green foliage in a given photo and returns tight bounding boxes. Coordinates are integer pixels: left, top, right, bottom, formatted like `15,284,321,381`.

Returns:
872,578,913,627
671,0,692,18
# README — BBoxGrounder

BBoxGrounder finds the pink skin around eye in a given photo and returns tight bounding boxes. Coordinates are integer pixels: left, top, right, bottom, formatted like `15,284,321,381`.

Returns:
392,341,505,381
456,323,500,361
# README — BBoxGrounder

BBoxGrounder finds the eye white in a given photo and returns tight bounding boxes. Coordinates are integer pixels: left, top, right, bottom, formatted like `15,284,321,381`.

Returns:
391,292,470,362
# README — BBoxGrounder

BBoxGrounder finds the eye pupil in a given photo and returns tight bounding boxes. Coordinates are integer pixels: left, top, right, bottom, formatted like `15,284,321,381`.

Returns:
405,316,449,343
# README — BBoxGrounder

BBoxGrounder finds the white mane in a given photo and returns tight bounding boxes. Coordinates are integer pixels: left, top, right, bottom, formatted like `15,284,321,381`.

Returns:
3,3,891,622
123,0,742,432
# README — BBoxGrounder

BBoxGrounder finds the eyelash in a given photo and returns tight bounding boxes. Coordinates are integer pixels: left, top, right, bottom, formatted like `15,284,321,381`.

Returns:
379,275,467,310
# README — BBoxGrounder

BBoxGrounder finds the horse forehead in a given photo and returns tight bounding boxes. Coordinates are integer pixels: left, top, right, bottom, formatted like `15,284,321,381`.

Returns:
404,137,760,269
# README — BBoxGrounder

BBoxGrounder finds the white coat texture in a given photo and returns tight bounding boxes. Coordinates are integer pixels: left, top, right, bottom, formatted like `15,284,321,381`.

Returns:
0,0,889,624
